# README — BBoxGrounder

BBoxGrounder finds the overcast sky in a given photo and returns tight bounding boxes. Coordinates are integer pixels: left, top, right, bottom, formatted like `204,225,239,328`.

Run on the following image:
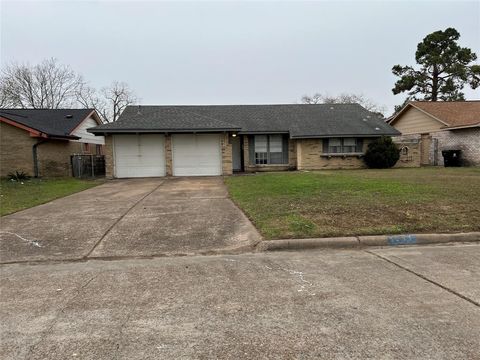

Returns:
1,0,479,115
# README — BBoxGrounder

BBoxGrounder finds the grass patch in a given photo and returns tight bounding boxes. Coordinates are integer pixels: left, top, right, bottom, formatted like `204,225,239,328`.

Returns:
225,168,480,239
0,178,103,216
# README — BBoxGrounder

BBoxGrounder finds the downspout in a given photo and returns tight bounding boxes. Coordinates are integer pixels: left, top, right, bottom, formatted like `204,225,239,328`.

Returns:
32,139,47,178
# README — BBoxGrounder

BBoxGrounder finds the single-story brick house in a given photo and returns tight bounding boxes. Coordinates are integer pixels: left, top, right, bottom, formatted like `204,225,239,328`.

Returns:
389,101,480,166
0,109,105,177
88,104,399,178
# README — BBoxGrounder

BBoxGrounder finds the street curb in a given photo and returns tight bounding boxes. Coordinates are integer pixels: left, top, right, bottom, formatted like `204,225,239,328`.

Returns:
257,232,480,251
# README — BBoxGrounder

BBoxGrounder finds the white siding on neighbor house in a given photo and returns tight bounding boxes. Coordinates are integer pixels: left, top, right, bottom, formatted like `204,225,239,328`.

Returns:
72,116,105,145
392,107,445,135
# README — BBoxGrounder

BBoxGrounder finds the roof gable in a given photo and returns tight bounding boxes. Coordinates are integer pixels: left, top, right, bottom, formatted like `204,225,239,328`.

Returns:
390,101,480,129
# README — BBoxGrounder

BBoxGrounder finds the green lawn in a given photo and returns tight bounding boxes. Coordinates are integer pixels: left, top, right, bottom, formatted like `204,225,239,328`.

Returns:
225,168,480,239
0,178,103,216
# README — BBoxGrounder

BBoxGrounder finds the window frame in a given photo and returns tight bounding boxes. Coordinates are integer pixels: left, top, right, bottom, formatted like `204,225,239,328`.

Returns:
323,138,363,155
82,143,91,154
251,134,288,165
96,144,103,155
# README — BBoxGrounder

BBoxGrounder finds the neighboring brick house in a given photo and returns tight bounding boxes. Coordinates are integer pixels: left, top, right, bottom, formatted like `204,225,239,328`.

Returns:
389,101,480,166
0,109,105,177
88,104,399,178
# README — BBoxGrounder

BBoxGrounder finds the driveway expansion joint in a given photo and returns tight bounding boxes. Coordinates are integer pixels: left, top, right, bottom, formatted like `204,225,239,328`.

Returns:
365,249,480,308
83,181,166,259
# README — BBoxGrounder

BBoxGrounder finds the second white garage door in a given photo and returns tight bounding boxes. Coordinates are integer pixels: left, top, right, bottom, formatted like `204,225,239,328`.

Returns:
172,134,222,176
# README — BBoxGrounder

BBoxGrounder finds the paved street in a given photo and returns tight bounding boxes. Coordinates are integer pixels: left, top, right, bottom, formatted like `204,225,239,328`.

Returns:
1,243,479,359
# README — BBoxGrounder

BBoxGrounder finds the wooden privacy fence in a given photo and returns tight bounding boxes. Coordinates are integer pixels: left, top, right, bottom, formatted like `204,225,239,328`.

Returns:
71,154,106,178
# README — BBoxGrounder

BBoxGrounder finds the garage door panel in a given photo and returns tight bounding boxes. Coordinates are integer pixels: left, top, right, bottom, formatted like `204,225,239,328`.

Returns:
114,135,165,178
172,134,222,176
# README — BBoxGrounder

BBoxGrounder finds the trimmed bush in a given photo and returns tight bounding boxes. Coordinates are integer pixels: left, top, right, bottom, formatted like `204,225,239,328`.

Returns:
364,137,400,169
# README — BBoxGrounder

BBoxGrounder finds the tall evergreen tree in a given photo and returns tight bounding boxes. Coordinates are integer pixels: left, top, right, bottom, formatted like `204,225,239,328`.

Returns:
392,28,480,101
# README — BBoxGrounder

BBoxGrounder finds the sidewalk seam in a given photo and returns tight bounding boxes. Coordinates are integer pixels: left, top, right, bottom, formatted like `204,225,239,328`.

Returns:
365,249,480,308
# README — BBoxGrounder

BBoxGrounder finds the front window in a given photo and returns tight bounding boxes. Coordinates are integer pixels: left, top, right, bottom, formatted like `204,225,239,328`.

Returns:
325,138,362,154
254,135,268,164
328,138,342,153
252,135,287,165
342,138,357,153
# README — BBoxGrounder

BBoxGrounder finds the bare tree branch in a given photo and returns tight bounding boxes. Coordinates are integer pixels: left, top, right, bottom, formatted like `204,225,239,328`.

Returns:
101,81,137,122
300,92,387,116
0,58,83,109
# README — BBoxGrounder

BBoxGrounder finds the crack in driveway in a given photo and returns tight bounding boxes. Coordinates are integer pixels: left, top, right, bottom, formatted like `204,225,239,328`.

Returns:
83,181,165,259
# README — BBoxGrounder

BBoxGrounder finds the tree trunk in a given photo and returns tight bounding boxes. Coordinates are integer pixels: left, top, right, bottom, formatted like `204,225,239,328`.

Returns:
431,65,439,101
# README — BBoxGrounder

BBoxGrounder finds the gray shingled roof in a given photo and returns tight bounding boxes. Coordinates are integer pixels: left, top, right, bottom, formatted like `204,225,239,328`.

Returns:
0,108,94,139
89,104,400,138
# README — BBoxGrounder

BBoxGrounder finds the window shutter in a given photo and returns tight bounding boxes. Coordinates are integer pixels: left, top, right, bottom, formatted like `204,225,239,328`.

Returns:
356,138,364,153
248,136,255,165
322,139,329,153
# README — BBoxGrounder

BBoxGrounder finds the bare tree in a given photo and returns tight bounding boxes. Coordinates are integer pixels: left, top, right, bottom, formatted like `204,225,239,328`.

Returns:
101,82,137,122
76,83,108,122
0,58,83,109
301,92,387,116
76,81,137,123
301,93,323,104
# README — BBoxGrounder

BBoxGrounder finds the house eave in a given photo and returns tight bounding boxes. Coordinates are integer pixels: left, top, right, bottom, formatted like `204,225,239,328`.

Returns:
88,128,241,135
290,133,400,139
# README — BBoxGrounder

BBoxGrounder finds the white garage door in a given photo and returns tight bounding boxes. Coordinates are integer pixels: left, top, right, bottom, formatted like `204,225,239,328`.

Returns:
114,134,165,178
172,134,222,176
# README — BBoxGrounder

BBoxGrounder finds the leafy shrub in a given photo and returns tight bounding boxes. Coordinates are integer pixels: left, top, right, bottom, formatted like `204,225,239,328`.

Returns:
364,137,400,169
7,171,30,182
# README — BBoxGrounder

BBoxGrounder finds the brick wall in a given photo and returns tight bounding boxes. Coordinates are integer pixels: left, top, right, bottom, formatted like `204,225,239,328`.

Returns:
164,135,173,176
0,122,79,177
222,133,233,175
392,137,421,168
104,136,114,178
394,129,480,166
0,122,36,177
37,141,74,177
432,128,480,166
296,138,372,170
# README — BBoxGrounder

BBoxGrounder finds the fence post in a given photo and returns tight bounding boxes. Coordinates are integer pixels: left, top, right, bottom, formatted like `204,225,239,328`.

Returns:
90,155,94,177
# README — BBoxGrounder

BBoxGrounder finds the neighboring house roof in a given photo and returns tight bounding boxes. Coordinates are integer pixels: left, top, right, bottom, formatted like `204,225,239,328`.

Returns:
389,101,480,129
89,104,399,138
0,108,97,139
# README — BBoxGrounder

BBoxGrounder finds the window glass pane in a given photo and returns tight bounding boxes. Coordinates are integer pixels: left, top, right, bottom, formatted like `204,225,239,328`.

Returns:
343,138,356,146
329,138,341,146
255,152,268,164
269,135,283,153
254,135,267,152
269,152,283,164
328,138,342,153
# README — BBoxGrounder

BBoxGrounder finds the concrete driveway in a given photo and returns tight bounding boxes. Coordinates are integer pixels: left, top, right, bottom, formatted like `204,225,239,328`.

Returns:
0,178,261,263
